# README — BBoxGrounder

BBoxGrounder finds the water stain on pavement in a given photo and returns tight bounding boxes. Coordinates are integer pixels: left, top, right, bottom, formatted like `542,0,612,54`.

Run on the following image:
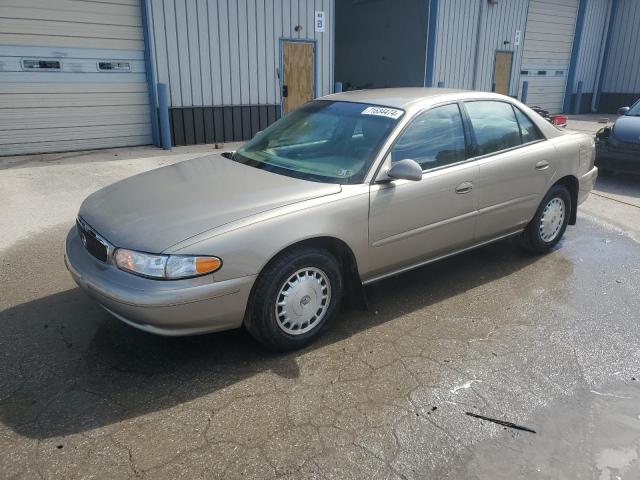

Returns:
454,381,640,480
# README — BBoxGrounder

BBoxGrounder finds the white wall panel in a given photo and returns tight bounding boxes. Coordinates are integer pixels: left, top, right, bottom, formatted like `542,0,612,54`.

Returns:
434,0,527,95
149,0,335,108
0,0,151,155
520,0,579,112
0,1,143,50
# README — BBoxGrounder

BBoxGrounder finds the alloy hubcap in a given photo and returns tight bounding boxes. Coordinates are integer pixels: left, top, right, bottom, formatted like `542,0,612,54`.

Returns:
539,197,565,242
275,267,331,335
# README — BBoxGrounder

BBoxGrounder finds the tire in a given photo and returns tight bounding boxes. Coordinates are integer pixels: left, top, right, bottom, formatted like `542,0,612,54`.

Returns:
245,247,343,351
520,185,571,254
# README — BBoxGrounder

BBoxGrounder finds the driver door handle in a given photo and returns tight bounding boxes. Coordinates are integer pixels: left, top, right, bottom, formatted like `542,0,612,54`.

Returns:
535,160,550,170
455,181,473,194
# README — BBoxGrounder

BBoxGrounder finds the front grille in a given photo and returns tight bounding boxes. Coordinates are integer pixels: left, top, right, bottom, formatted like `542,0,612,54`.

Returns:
76,219,109,262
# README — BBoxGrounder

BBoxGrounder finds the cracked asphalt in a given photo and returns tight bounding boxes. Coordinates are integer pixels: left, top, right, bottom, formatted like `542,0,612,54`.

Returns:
1,147,640,479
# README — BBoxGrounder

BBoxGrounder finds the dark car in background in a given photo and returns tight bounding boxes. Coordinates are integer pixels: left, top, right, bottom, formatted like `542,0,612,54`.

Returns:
596,99,640,175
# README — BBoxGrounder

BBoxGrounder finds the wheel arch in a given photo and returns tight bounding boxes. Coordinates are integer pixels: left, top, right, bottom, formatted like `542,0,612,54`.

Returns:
245,236,366,323
552,175,579,225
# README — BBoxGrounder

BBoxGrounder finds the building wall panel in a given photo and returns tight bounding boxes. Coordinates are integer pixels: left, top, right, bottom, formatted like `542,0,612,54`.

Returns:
433,0,527,95
151,0,334,109
433,0,479,90
600,0,640,94
520,0,579,111
150,0,334,145
476,0,528,95
0,0,144,50
0,0,151,156
574,0,610,96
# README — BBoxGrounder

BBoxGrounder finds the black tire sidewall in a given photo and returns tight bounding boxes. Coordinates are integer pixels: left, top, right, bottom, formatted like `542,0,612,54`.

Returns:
248,249,343,350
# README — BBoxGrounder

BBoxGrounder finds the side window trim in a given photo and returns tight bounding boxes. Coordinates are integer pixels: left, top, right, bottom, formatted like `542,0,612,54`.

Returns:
381,101,475,175
458,101,478,158
511,104,525,145
462,99,547,160
512,105,546,144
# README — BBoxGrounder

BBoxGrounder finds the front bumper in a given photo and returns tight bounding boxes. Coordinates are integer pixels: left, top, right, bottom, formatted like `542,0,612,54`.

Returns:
64,227,256,336
577,166,598,205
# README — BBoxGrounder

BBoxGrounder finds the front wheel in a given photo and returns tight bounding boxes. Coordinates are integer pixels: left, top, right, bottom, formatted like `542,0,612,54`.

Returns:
520,185,571,253
245,247,343,351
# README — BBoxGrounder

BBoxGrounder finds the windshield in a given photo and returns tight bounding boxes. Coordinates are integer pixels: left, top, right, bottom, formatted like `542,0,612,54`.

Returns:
232,100,403,184
627,100,640,116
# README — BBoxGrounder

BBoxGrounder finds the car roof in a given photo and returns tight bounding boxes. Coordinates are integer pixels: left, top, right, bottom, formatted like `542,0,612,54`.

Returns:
320,87,565,139
320,87,488,109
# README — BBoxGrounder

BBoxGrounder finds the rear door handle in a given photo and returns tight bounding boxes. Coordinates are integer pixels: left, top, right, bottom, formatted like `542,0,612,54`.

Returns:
455,181,473,194
535,160,550,170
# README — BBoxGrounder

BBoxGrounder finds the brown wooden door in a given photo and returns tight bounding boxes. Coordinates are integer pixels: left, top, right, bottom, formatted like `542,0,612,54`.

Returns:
493,51,513,95
282,42,315,114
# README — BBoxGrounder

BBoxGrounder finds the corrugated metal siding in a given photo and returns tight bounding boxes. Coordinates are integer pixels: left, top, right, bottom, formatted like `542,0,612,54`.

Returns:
433,0,528,95
574,0,611,94
475,0,528,95
0,0,144,50
0,0,151,156
520,0,579,112
433,0,480,90
149,0,335,109
600,0,640,94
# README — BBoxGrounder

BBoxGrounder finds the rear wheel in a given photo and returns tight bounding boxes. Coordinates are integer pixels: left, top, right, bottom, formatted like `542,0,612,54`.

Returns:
245,247,343,351
520,185,571,253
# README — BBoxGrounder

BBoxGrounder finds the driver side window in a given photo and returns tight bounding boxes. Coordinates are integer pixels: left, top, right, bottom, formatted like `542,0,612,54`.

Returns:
391,103,467,170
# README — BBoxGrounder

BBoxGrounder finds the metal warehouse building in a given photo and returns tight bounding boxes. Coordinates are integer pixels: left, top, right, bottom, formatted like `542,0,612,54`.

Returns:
337,0,640,114
0,0,638,156
0,0,335,155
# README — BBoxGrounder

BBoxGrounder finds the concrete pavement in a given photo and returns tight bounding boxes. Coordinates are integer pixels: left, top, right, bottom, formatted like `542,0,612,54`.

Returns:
1,145,639,479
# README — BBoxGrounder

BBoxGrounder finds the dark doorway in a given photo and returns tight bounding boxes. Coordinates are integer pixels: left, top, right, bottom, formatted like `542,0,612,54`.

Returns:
335,0,429,91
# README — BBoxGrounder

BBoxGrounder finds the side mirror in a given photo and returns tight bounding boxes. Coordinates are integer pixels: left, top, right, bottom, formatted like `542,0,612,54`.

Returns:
618,106,630,116
387,159,423,182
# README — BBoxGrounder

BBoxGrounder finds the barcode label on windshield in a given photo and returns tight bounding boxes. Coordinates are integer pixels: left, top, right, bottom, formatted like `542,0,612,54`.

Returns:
361,106,403,119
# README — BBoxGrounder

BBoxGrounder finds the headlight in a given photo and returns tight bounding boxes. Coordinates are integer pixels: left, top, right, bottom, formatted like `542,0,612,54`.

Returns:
114,248,222,279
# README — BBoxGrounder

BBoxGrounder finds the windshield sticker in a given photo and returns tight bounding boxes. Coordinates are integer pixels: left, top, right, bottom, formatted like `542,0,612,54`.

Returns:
337,169,352,177
361,106,403,119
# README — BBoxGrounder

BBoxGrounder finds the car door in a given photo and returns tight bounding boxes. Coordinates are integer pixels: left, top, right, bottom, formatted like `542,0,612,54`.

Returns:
367,103,479,279
462,101,557,241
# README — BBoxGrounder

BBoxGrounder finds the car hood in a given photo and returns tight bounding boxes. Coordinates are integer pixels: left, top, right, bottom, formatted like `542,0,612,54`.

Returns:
79,153,341,253
613,115,640,144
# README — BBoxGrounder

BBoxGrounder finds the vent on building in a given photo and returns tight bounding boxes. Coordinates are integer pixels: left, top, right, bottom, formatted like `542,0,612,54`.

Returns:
22,59,61,71
97,61,131,72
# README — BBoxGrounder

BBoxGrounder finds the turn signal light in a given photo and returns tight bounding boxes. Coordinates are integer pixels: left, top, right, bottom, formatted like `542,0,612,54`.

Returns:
195,257,222,274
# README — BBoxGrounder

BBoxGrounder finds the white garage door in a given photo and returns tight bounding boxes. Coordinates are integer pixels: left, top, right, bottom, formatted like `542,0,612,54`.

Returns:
520,0,579,113
0,0,152,156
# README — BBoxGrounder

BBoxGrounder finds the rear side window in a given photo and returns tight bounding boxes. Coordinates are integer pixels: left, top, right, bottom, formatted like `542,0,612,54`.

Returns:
391,103,467,170
465,101,521,155
514,107,544,143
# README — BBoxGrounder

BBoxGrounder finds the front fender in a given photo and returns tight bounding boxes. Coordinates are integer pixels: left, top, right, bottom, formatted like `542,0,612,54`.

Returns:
165,185,371,282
